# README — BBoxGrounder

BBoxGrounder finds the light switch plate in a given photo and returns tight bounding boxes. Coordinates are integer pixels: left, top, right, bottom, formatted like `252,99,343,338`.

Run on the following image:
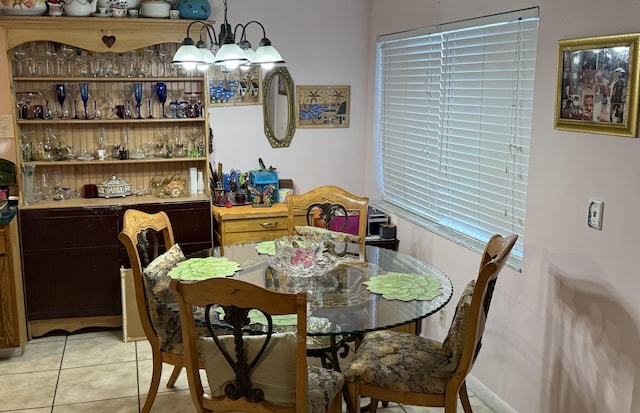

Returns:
587,199,604,230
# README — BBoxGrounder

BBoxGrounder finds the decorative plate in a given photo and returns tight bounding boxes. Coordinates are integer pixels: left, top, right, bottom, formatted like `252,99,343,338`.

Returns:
168,257,240,281
364,272,443,301
255,240,276,255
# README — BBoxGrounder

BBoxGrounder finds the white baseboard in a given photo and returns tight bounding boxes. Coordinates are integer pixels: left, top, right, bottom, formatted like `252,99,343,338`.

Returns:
467,374,518,413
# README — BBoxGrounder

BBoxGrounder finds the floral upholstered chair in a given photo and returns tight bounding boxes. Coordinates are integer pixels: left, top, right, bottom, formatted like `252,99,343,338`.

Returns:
170,276,344,413
119,209,210,413
343,233,518,413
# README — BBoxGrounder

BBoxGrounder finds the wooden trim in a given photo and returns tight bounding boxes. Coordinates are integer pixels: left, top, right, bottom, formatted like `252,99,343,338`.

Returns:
29,315,122,338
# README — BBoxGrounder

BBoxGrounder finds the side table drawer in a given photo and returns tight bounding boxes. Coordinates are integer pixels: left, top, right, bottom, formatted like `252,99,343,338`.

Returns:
225,216,289,233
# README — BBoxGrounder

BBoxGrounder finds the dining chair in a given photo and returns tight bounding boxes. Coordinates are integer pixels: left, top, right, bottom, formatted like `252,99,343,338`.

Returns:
170,276,345,413
286,185,369,250
343,233,518,413
119,208,208,413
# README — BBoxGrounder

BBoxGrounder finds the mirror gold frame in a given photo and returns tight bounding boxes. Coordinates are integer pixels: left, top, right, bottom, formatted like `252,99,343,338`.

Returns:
263,67,296,148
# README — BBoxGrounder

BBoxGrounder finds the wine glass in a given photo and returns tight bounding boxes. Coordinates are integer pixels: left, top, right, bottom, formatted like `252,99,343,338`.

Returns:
155,82,167,118
11,45,27,77
133,82,143,119
143,85,155,118
55,83,66,119
60,44,76,76
79,83,90,119
66,84,80,119
168,87,184,118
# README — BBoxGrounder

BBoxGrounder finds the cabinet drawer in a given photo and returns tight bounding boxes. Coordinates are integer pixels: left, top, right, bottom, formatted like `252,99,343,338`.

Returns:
224,229,290,245
224,216,289,233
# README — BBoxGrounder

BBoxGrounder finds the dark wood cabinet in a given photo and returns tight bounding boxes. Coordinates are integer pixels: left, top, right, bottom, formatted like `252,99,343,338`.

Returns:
20,199,211,337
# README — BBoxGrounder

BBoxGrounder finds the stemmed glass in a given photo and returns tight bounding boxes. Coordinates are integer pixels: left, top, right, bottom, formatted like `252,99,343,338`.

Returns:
11,45,27,77
155,82,167,118
60,44,76,76
55,83,66,119
168,87,184,118
143,84,155,118
79,83,90,119
66,84,80,119
133,82,143,119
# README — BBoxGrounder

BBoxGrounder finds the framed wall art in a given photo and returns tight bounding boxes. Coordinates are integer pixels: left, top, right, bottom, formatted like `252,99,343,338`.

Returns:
207,66,262,107
296,85,350,128
555,33,640,137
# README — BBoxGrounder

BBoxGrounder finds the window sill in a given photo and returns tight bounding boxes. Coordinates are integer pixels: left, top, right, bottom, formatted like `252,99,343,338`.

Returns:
371,200,522,272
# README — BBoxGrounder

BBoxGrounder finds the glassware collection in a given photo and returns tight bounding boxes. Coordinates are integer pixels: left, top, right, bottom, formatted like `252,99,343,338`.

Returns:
13,40,209,205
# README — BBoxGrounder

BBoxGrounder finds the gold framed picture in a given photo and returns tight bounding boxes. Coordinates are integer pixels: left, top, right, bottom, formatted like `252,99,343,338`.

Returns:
207,66,262,107
296,85,350,128
555,33,640,137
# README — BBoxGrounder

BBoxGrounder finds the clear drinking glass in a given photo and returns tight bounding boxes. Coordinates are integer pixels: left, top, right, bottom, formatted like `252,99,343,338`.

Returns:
21,163,37,205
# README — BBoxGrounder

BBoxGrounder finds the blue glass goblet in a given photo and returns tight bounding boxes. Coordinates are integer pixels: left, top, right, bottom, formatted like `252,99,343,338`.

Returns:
155,82,167,118
79,83,89,120
133,82,143,119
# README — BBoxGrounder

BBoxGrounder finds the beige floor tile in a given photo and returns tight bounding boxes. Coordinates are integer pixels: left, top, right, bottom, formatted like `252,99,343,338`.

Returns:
62,333,136,369
0,340,64,374
141,389,199,413
2,408,51,413
137,358,209,396
55,361,138,405
51,395,140,413
0,370,58,411
135,338,152,360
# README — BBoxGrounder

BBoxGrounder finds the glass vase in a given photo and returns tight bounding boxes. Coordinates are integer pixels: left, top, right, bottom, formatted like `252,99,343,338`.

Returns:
21,162,37,205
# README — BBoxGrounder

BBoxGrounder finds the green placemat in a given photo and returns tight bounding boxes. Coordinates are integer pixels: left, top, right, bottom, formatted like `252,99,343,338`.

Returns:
216,307,297,326
364,272,443,301
256,240,276,255
168,257,240,280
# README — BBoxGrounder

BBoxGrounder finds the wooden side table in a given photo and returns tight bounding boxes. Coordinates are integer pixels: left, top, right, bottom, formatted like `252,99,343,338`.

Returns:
212,203,307,254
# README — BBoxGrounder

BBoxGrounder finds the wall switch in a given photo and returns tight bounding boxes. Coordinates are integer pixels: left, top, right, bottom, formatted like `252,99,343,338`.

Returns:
587,199,604,230
439,309,446,327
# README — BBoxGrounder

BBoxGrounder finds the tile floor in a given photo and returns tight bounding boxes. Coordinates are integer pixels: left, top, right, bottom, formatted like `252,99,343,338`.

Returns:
0,328,495,413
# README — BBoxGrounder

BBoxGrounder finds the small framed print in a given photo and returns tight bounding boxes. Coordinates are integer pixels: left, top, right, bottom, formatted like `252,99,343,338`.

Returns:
296,85,350,128
555,33,640,137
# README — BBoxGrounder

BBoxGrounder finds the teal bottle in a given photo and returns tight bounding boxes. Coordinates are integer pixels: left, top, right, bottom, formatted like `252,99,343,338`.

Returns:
178,0,211,19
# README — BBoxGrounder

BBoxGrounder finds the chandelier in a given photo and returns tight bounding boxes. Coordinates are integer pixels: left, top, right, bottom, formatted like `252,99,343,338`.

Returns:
171,0,285,71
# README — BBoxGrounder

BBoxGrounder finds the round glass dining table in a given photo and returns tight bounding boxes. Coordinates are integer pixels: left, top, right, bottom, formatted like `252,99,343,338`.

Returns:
199,242,454,370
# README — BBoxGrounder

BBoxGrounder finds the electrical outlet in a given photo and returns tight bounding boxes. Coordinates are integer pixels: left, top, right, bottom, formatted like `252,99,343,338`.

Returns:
439,309,446,327
587,199,604,230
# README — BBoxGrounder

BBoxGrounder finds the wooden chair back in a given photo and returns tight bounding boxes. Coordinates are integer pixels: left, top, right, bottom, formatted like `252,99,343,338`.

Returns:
453,233,518,382
118,209,188,413
286,185,369,248
119,209,175,350
170,277,309,413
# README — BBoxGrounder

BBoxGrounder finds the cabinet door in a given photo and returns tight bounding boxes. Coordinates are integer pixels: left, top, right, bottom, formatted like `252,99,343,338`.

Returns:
20,207,121,320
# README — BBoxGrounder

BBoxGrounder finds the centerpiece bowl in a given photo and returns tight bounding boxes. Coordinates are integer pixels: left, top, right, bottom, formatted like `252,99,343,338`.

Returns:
268,235,338,278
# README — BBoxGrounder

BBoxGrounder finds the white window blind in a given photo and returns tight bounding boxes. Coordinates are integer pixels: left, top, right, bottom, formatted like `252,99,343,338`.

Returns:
378,8,539,259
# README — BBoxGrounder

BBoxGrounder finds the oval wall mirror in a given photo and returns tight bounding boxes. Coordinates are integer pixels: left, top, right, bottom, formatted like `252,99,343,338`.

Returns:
263,67,295,148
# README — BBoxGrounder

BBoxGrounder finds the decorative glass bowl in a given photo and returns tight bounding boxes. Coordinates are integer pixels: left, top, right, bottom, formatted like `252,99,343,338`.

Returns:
268,235,338,278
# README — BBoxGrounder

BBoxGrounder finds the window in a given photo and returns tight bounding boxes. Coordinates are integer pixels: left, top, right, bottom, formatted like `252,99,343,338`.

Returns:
376,8,539,262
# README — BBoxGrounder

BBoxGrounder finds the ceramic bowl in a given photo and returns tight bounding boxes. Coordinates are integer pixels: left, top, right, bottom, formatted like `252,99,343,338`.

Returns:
111,7,127,16
0,0,46,15
140,0,169,17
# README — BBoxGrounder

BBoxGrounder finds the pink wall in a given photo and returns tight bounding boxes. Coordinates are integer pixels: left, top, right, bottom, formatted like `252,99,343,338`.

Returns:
208,0,370,196
368,1,640,412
